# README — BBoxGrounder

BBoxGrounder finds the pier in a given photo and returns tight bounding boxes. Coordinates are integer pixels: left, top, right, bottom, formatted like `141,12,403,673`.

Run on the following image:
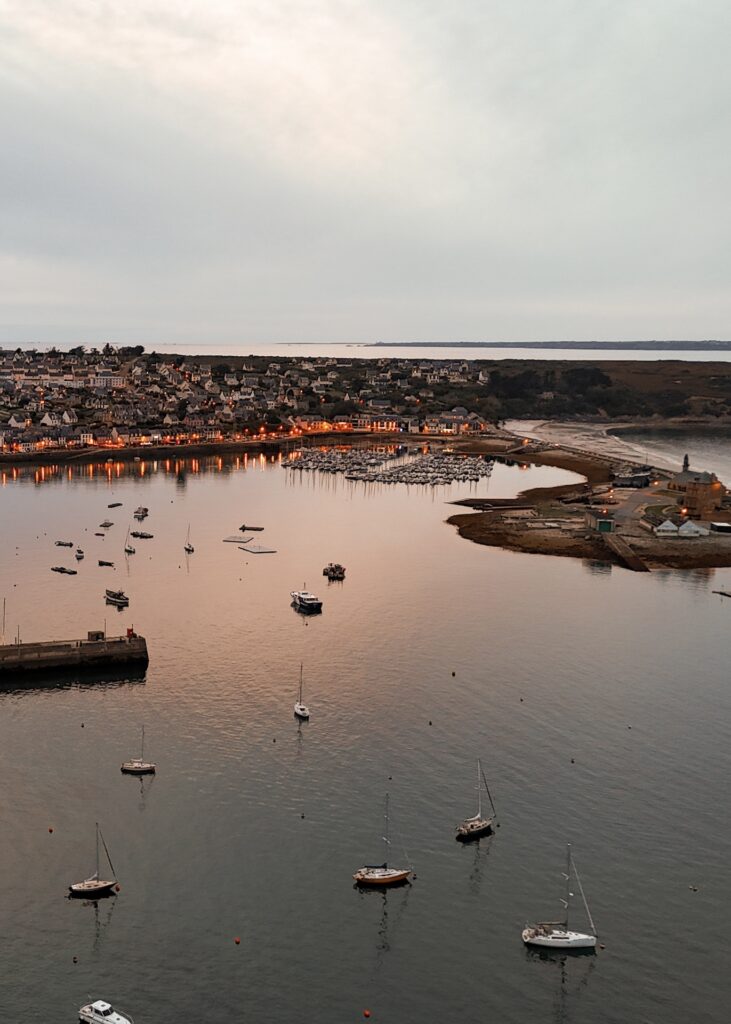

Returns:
0,630,149,676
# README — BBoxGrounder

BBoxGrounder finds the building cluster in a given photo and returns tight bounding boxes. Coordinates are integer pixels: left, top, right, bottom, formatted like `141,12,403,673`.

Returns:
0,348,493,454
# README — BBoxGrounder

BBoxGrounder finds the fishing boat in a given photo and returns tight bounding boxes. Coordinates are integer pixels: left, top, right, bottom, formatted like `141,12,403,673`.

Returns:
323,562,346,580
137,531,153,540
99,520,114,529
455,759,498,841
51,566,77,575
99,560,115,567
69,822,117,898
290,589,322,614
121,726,156,775
133,506,148,519
55,540,73,547
294,663,310,720
124,527,135,556
78,1000,133,1024
184,525,194,554
75,548,84,560
105,589,129,607
522,844,597,950
353,794,412,887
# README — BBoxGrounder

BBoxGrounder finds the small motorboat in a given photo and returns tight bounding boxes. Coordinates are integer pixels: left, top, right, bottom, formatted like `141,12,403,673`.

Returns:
121,726,156,775
55,540,73,547
323,562,346,580
239,524,264,531
69,823,118,899
137,531,153,540
108,502,123,508
75,549,84,560
105,588,129,607
99,560,115,567
290,590,322,614
51,566,77,575
99,520,114,528
95,532,105,537
133,506,148,519
78,1000,133,1024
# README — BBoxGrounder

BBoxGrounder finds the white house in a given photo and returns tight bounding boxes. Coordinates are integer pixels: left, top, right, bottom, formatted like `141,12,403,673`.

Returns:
654,519,679,537
678,521,709,538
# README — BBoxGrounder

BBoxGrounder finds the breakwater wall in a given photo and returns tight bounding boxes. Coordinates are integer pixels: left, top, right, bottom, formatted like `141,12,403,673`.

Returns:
0,634,149,675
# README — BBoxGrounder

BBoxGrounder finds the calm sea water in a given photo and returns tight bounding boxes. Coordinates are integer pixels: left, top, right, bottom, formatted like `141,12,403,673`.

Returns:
615,428,731,484
1,450,730,1024
12,340,731,362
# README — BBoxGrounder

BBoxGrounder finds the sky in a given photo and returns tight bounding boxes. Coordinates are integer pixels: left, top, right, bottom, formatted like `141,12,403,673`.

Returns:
1,0,730,346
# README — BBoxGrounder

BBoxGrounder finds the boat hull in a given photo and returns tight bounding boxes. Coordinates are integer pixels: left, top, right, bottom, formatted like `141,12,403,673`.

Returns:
455,818,494,842
121,761,156,775
69,880,117,898
353,867,412,887
522,927,596,950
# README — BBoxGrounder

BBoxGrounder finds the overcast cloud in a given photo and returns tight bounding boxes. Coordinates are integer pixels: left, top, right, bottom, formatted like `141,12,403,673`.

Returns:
1,0,729,344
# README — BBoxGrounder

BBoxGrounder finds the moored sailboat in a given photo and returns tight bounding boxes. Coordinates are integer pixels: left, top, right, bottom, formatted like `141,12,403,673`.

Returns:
294,663,310,720
353,794,412,887
69,822,117,898
184,524,194,554
124,528,135,556
455,758,498,841
121,725,156,775
522,844,597,950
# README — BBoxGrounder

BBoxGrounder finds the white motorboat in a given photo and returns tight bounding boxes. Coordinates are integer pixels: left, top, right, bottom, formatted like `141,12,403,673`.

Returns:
78,999,133,1024
290,589,322,614
522,844,597,950
121,725,156,775
184,524,194,554
455,758,498,841
353,794,412,887
294,663,310,720
69,822,117,898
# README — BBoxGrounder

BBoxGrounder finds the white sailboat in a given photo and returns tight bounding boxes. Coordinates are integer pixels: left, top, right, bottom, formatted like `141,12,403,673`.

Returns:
69,822,117,898
294,663,310,720
121,725,156,775
184,524,194,554
124,527,135,556
455,758,498,841
522,844,597,950
353,793,412,887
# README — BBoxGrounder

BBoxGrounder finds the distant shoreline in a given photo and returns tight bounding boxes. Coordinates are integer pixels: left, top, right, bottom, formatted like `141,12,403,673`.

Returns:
373,341,731,350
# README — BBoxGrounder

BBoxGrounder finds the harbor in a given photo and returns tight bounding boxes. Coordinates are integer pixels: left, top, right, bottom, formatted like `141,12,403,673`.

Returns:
0,442,729,1024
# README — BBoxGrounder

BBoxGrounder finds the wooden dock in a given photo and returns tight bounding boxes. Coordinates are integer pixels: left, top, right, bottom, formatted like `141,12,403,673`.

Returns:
602,534,650,572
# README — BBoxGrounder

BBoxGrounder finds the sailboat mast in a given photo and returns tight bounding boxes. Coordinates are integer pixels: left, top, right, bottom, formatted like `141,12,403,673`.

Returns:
572,851,597,936
95,822,100,878
476,758,482,818
383,793,390,867
140,725,145,760
563,843,572,929
299,663,303,703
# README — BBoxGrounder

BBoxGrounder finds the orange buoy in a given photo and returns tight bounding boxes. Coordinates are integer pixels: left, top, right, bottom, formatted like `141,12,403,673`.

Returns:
48,827,54,833
364,1011,371,1019
234,937,241,945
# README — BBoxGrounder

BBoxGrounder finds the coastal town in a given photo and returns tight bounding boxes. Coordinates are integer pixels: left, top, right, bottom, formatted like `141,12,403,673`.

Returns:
0,346,493,455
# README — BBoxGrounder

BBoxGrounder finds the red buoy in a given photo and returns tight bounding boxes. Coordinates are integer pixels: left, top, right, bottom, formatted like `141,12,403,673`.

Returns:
115,884,121,892
364,1011,371,1019
48,827,54,833
234,937,241,945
